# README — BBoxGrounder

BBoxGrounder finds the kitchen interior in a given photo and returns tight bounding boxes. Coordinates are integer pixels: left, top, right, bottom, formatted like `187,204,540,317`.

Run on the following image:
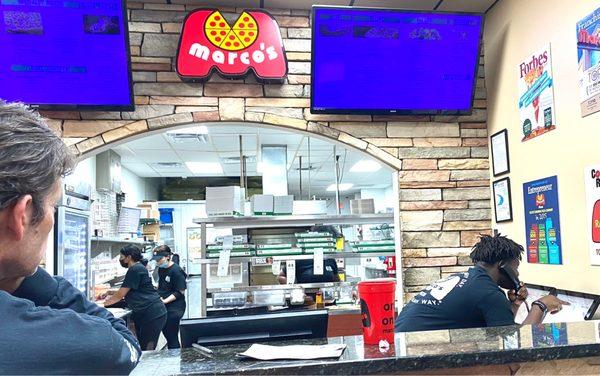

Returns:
46,122,399,334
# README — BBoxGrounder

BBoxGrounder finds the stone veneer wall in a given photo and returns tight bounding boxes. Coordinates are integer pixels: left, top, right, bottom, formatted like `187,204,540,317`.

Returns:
43,2,491,300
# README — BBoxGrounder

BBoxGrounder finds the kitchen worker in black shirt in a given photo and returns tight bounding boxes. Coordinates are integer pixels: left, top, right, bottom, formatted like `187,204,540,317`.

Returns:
153,245,187,349
105,245,167,350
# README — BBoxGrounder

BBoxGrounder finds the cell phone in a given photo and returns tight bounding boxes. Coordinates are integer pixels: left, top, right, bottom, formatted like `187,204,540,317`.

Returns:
585,297,600,320
499,261,521,292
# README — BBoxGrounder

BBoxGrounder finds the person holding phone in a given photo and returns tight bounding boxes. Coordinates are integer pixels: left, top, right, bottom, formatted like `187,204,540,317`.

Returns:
395,234,568,332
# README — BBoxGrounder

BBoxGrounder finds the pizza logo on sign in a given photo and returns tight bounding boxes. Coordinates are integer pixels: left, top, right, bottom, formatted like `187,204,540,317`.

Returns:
176,9,287,82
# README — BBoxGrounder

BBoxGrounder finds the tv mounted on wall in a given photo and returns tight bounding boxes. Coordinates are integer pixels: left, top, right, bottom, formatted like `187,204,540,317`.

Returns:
0,0,134,110
310,6,484,115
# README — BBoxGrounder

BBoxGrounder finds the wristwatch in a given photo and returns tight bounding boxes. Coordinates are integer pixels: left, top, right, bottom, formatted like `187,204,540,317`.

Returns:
532,300,548,315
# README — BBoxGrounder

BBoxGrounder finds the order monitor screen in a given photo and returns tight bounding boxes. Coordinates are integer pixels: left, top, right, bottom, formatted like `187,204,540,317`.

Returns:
311,7,484,115
0,0,133,110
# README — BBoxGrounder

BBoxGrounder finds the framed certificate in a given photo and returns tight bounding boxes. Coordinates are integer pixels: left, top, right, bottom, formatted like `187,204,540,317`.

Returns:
493,177,513,223
491,129,510,177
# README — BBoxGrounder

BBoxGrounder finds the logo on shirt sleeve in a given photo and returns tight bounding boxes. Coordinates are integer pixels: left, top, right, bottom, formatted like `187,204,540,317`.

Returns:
412,273,468,306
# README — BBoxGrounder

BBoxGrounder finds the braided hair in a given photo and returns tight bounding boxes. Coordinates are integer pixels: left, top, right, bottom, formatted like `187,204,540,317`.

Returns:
470,233,523,264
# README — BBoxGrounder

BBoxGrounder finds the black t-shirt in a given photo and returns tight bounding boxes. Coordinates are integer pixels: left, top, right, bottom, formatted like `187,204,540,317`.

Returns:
158,263,187,311
295,259,339,284
394,266,514,332
122,263,166,322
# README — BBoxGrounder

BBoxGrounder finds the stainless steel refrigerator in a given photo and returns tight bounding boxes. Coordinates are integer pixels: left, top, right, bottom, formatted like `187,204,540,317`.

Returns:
54,177,92,297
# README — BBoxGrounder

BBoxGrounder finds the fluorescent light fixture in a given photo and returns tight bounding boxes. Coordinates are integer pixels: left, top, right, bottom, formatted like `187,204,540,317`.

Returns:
167,125,208,135
327,183,354,192
350,160,381,173
185,162,223,174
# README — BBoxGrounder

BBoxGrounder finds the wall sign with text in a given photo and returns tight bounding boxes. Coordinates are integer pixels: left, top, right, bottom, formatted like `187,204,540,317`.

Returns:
517,44,556,141
584,165,600,265
523,176,562,265
176,9,288,82
577,6,600,117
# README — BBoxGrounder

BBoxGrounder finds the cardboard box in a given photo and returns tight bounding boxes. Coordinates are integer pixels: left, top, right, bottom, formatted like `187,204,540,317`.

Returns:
274,195,294,215
251,194,274,216
138,201,160,220
350,199,375,214
206,186,243,217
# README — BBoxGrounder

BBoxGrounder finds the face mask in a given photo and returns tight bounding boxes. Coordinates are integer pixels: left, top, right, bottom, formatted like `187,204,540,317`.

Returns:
158,261,170,269
119,259,128,268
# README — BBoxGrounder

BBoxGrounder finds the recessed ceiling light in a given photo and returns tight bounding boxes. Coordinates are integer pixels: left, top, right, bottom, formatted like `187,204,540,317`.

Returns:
185,162,223,174
350,160,381,173
221,156,257,164
327,183,354,192
152,162,182,169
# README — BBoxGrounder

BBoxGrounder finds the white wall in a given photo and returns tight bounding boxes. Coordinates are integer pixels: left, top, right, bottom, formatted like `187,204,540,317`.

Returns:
485,0,600,294
360,187,395,213
71,155,96,188
122,167,149,207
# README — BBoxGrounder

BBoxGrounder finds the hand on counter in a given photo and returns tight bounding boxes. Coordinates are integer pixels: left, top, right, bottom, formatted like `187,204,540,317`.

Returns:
522,294,570,325
539,294,570,314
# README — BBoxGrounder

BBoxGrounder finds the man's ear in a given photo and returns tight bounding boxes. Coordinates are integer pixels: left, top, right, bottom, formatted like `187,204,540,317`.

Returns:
6,195,33,241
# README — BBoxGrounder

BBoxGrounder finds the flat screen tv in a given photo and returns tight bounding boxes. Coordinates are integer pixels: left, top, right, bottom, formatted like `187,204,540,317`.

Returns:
0,0,134,110
311,6,484,115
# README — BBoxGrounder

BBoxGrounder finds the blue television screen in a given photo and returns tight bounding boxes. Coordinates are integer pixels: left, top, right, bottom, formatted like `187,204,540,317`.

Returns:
311,7,483,115
0,0,133,110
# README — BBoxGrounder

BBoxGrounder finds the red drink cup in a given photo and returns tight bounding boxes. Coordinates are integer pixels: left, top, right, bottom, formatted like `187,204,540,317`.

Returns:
358,279,396,345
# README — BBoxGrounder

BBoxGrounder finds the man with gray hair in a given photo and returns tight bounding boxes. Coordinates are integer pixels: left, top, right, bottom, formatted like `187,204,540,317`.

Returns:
0,102,141,374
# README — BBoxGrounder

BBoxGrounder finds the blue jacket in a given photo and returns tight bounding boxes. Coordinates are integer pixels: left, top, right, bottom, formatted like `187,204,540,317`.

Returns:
0,267,141,374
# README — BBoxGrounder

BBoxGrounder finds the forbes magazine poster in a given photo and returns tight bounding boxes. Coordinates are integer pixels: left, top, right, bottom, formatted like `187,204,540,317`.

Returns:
523,176,562,265
577,7,600,117
518,44,556,141
584,166,600,265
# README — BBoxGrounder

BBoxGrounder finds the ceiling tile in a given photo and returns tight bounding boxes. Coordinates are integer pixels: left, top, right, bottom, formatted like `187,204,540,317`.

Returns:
125,134,172,151
353,0,439,10
211,135,258,152
177,151,221,163
437,0,496,12
128,149,181,163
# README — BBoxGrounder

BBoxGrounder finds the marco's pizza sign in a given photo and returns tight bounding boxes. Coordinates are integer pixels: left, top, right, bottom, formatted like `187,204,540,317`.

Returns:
176,9,288,82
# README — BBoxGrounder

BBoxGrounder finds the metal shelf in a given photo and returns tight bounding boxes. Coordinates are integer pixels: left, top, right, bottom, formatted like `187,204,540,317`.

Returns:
207,281,356,294
192,213,394,229
199,251,395,264
91,237,154,245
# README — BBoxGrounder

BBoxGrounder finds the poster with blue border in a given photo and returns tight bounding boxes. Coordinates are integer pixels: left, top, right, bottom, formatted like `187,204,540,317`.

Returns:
523,176,562,265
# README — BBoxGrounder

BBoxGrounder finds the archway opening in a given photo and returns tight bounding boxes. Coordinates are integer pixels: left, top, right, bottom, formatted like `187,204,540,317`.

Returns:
56,121,401,330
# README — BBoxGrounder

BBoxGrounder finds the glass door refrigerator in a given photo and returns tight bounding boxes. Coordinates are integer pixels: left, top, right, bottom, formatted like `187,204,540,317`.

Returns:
54,177,92,297
185,227,203,319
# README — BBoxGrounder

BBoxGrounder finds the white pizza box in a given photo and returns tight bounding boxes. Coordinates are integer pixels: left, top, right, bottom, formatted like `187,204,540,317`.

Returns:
251,194,274,216
274,195,294,215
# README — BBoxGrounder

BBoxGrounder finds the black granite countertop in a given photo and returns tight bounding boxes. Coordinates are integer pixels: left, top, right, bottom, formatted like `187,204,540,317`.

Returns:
131,320,600,375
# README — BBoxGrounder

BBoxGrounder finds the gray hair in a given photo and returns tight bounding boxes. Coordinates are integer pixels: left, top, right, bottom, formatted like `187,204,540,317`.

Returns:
0,101,74,224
